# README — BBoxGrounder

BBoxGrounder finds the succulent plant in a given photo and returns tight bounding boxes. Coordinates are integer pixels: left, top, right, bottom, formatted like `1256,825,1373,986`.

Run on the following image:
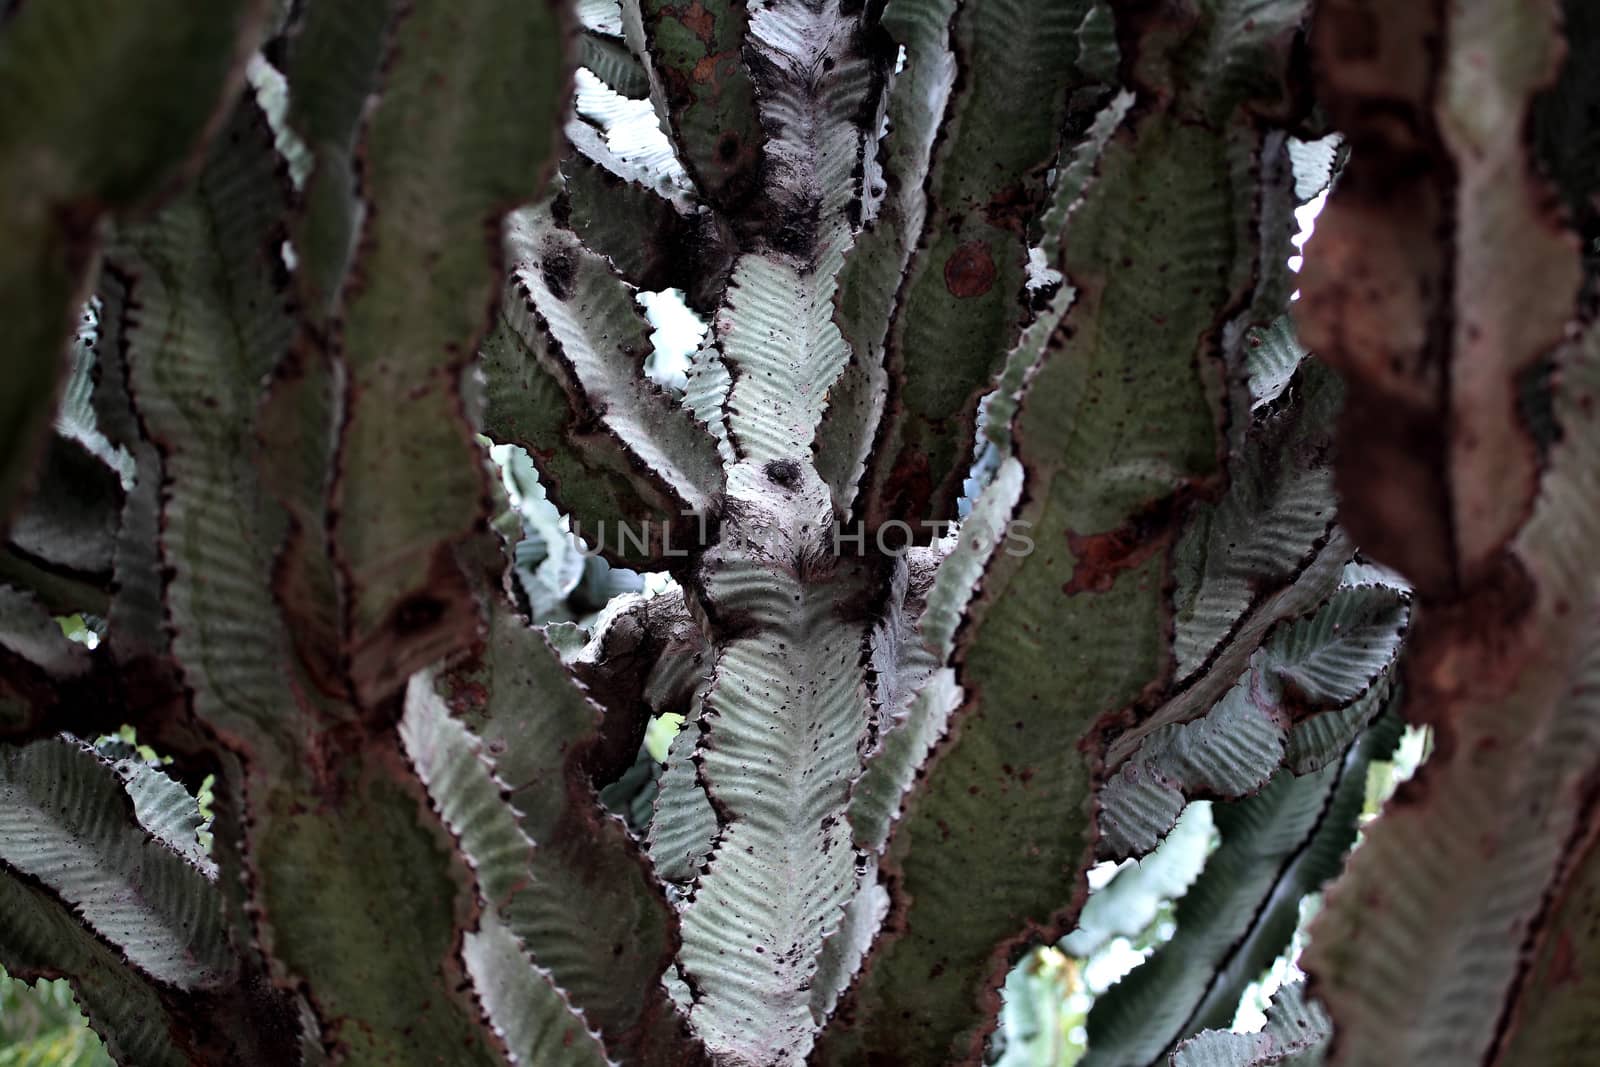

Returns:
0,1,1595,1064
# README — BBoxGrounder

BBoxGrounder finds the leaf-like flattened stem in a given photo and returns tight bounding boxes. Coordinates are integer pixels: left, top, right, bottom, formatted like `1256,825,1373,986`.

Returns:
807,858,892,1032
5,433,123,592
742,0,892,247
250,743,514,1066
0,870,189,1067
612,589,716,890
1060,801,1213,961
280,0,397,324
976,86,1134,477
484,210,724,564
0,745,297,1058
0,0,267,522
582,29,652,99
401,681,539,908
1099,572,1407,859
437,604,700,1066
257,335,347,699
1295,0,1581,598
113,97,303,754
1303,320,1600,1064
812,0,960,513
819,4,1316,1059
719,252,859,466
113,758,215,876
1243,316,1309,414
464,917,618,1067
401,680,616,1067
624,0,764,214
649,696,719,887
1102,529,1353,782
1168,356,1342,679
1085,711,1400,1066
1169,982,1330,1067
710,0,892,474
86,273,172,671
1291,6,1600,1062
1490,809,1600,1066
328,0,569,704
848,459,1023,857
560,116,736,312
852,0,1094,530
0,862,298,1067
0,737,233,988
676,459,879,1064
0,583,91,739
577,0,627,46
115,97,517,1065
836,246,1213,1041
260,0,398,695
482,292,676,563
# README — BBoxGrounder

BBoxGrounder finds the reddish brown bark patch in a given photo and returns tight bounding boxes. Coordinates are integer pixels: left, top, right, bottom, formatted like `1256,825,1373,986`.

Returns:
1404,551,1538,719
677,1,716,44
1060,493,1190,596
944,240,996,298
1061,526,1168,596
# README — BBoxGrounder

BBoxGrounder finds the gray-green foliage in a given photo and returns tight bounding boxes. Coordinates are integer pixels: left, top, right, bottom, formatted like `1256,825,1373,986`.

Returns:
1,1,1597,1065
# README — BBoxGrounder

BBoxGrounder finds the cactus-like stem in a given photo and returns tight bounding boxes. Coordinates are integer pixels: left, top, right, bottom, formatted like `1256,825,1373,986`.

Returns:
5,0,1600,1064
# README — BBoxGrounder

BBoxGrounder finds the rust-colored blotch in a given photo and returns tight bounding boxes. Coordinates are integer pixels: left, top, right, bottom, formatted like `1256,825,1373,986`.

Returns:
944,240,996,298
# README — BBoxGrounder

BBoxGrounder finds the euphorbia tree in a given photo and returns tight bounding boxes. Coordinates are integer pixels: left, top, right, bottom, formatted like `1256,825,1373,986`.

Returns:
0,0,1596,1064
